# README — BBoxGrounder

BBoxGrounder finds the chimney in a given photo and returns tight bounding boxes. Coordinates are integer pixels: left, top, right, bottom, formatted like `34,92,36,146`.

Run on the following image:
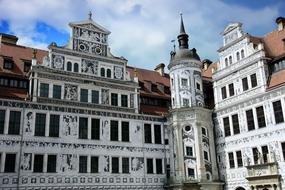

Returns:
154,63,165,76
0,33,18,45
276,17,285,31
32,49,37,66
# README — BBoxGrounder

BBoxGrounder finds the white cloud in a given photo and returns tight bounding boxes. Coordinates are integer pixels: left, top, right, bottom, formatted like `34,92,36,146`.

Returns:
0,0,281,70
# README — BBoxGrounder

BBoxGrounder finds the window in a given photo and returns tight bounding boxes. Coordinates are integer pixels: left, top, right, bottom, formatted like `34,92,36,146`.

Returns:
256,106,266,128
3,58,13,70
246,109,255,131
91,118,100,140
79,117,88,139
8,111,21,135
186,146,193,156
92,90,99,104
122,157,129,174
53,85,61,99
253,147,259,164
91,156,99,173
80,89,88,102
144,124,152,143
204,151,209,161
24,61,31,72
228,152,235,168
154,125,161,144
100,68,105,77
221,86,227,99
121,95,128,107
196,83,201,90
121,121,129,142
229,83,234,96
19,80,28,89
250,74,257,88
229,56,232,64
35,113,46,136
188,168,195,178
156,159,163,174
151,84,157,92
183,98,189,107
67,62,72,71
47,155,57,173
232,114,240,135
0,110,5,134
262,146,269,163
241,49,245,58
225,58,228,66
111,93,118,106
10,79,18,87
33,154,44,172
0,78,8,86
74,63,79,72
112,157,119,173
223,117,231,137
49,114,59,137
273,100,284,124
242,77,248,91
4,153,16,172
236,52,240,61
181,78,188,86
147,158,153,174
40,83,49,97
107,69,111,78
79,156,87,173
282,142,285,160
202,127,207,136
110,120,119,141
236,151,243,167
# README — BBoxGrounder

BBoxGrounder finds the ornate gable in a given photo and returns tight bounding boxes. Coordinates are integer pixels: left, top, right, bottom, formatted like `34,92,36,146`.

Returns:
222,22,244,46
70,19,110,56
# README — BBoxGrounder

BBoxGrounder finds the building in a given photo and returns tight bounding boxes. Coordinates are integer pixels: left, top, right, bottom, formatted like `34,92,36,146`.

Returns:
213,17,285,190
0,14,171,190
1,11,285,190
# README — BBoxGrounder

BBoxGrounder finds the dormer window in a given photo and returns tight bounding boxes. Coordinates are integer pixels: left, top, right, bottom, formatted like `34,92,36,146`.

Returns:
67,62,72,71
225,58,228,67
151,84,158,92
107,69,111,78
236,52,240,61
241,49,245,59
3,58,14,70
229,56,232,64
74,63,79,72
100,68,105,77
24,61,31,72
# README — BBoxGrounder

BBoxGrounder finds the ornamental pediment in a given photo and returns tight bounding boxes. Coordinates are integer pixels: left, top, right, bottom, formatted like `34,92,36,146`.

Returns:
223,22,242,35
69,20,111,35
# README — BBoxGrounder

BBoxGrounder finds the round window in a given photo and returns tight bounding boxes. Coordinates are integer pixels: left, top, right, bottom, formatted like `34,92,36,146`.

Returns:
184,125,192,132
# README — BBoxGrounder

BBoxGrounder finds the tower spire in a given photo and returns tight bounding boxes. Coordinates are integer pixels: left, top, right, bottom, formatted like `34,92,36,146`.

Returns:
180,13,186,34
177,13,189,49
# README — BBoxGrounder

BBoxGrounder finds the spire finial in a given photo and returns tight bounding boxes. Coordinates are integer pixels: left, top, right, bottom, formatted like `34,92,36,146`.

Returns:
88,11,92,20
180,12,186,34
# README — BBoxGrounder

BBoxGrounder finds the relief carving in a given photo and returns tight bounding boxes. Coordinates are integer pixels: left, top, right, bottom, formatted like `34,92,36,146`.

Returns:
64,84,78,101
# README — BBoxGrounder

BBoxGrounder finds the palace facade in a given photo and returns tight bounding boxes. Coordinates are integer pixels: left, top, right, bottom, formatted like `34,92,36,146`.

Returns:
0,12,285,190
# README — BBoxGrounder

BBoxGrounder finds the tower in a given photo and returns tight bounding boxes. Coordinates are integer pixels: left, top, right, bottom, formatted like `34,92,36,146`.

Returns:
166,14,223,190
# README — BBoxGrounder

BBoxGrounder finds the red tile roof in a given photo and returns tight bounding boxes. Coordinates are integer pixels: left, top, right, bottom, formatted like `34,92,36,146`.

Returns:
0,42,48,100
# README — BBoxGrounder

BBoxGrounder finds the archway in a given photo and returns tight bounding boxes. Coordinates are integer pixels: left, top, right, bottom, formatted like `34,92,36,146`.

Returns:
236,187,246,190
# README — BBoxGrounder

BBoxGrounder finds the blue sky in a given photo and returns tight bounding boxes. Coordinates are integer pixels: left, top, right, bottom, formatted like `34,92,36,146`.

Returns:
0,0,284,70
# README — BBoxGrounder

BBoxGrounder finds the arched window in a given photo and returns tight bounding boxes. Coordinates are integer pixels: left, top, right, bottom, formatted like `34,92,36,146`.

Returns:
100,68,105,77
73,63,79,72
107,69,111,78
225,58,228,66
229,56,232,64
236,187,246,190
67,62,72,71
236,52,240,61
241,49,245,59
